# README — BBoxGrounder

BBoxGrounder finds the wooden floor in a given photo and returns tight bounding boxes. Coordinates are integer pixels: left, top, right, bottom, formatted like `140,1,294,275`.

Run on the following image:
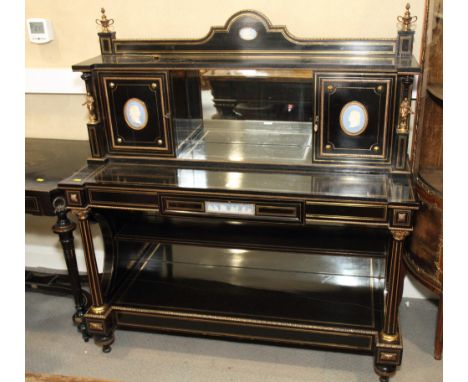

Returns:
26,373,117,382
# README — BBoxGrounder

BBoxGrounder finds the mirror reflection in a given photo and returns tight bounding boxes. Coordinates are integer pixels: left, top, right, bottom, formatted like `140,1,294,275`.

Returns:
175,69,314,165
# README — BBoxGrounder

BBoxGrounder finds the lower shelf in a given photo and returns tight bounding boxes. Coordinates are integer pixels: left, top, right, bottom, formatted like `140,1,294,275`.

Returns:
111,242,384,337
114,306,376,352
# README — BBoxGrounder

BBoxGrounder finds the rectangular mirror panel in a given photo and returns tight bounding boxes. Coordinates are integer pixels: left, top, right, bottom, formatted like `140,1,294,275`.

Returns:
175,69,314,165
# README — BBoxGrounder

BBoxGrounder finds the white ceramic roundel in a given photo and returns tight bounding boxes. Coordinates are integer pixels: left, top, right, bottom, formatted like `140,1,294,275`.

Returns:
340,101,368,136
123,98,148,130
239,27,258,41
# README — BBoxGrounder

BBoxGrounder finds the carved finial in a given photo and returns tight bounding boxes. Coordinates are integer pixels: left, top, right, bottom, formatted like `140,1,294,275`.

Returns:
95,8,114,33
397,3,417,31
82,93,98,124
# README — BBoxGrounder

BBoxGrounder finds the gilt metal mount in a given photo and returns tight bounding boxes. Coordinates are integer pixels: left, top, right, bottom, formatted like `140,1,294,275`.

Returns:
397,3,417,31
96,8,114,33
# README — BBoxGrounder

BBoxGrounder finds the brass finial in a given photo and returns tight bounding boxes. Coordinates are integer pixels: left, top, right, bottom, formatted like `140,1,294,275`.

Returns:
397,3,417,31
95,8,114,33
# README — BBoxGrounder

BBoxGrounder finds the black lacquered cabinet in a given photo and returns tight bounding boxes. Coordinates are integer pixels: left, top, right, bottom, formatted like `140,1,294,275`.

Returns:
314,73,395,164
101,73,174,155
56,8,422,381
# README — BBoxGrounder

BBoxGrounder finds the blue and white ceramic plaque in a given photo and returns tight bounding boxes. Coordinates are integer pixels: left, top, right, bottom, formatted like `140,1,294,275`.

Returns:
239,27,258,41
339,101,368,136
123,98,148,130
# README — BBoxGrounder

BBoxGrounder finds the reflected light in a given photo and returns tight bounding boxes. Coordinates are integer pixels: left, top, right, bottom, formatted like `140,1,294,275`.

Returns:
225,172,243,189
177,169,208,188
330,275,362,288
228,149,244,162
238,69,268,77
228,249,248,267
229,249,248,254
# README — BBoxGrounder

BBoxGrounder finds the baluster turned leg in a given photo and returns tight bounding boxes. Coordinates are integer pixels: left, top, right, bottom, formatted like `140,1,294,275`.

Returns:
73,208,114,353
52,197,90,342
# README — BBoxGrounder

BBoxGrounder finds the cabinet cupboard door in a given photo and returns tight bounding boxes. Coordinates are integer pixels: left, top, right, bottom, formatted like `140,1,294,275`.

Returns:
102,73,174,156
314,73,395,165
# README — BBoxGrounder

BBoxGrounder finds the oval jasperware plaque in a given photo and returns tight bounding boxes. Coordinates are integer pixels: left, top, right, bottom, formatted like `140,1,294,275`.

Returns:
339,101,368,136
123,98,148,131
238,27,258,41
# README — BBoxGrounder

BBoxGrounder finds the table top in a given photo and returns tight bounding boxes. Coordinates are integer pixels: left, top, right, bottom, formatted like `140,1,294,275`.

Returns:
25,138,90,194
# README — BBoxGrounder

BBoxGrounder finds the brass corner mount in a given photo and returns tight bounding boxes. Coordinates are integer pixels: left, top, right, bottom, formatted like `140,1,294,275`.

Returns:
96,7,114,33
82,93,98,124
397,3,417,31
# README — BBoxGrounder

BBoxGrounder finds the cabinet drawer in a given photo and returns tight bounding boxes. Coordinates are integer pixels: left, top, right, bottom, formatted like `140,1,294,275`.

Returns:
314,73,395,165
101,73,174,156
161,195,302,223
88,188,159,210
305,201,387,225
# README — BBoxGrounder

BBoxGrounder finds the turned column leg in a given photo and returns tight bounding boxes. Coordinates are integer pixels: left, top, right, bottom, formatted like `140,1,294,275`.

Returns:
375,229,410,380
52,197,90,342
382,229,410,339
73,208,114,352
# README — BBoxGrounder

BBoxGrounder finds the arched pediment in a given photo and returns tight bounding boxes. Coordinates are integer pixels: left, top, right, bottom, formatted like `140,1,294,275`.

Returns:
113,10,397,56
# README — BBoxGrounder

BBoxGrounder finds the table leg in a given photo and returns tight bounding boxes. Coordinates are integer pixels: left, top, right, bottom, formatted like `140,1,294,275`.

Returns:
73,208,114,352
52,197,90,342
375,229,410,380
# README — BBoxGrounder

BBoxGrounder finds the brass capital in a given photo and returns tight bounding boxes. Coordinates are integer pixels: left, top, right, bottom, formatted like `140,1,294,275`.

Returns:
390,229,410,241
72,208,90,221
90,304,108,315
380,332,399,343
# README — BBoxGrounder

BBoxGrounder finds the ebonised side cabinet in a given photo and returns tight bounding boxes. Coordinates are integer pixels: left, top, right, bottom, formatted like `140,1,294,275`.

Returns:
57,7,422,381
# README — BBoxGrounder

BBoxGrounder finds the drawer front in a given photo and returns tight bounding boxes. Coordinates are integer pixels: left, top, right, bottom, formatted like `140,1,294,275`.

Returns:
305,201,387,225
314,73,395,165
88,188,159,210
25,195,41,214
161,195,302,223
102,73,174,156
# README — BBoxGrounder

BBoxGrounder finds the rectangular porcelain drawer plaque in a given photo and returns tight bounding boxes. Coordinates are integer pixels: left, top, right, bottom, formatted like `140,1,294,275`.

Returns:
205,201,255,216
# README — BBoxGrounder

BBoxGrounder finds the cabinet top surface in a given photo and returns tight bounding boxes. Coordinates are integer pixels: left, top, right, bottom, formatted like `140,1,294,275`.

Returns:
73,54,420,72
62,161,417,205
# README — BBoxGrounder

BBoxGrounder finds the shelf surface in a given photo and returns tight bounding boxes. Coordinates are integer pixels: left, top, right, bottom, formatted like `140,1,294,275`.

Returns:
113,243,384,330
115,216,389,257
177,120,312,166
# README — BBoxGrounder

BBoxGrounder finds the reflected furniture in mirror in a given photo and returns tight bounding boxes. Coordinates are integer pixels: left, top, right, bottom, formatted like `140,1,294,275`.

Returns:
406,0,443,360
57,7,421,381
